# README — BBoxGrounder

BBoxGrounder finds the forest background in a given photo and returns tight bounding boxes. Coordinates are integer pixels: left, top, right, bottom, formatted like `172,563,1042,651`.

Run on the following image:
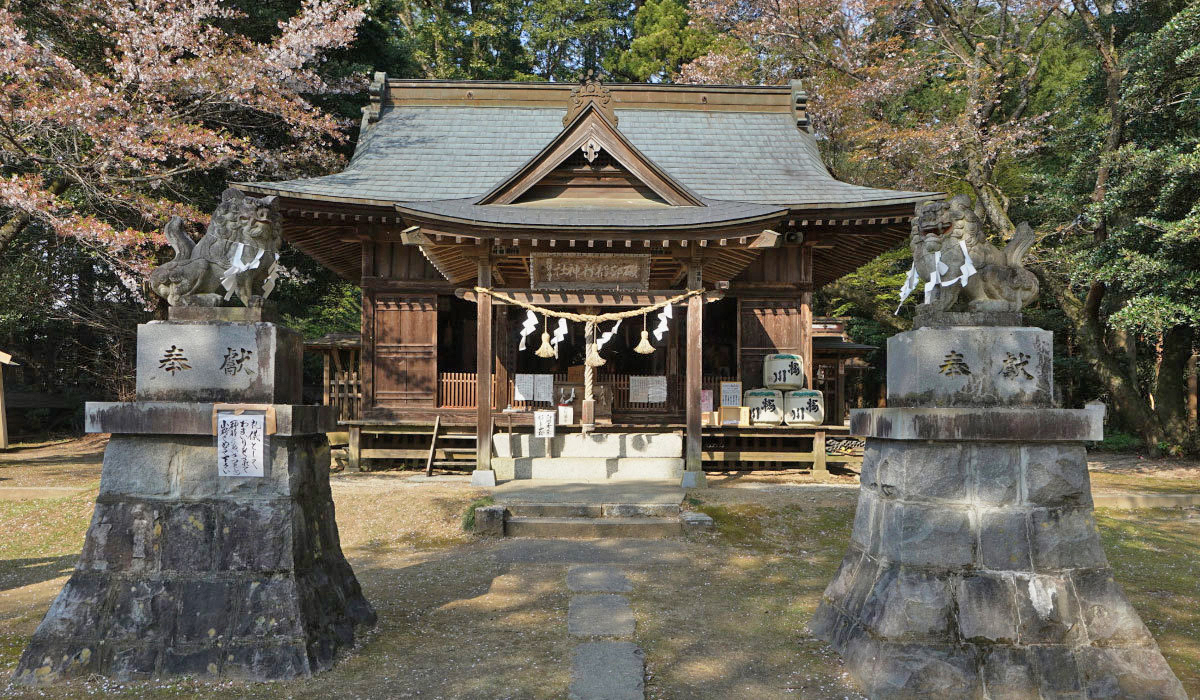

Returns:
0,0,1196,453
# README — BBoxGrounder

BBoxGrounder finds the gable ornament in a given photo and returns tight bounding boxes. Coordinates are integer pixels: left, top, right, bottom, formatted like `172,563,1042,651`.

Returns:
564,70,617,126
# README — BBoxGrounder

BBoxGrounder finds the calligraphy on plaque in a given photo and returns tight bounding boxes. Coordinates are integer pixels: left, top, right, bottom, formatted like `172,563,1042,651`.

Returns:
700,389,714,413
216,412,266,477
534,410,556,438
530,253,651,291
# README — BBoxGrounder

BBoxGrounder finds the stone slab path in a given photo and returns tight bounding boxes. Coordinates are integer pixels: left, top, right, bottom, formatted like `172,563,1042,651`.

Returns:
566,564,645,700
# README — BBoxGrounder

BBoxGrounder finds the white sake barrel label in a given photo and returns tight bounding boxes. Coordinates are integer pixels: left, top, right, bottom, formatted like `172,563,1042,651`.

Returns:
763,353,805,390
745,388,784,424
784,389,824,426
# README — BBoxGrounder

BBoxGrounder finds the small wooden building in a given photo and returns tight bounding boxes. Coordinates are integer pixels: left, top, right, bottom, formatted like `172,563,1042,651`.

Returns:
240,76,932,473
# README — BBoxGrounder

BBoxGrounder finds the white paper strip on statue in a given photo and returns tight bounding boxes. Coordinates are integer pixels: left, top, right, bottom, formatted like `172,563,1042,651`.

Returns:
922,251,949,304
652,303,672,341
550,318,567,358
896,263,920,314
518,310,538,351
221,242,266,300
956,239,976,286
596,319,621,350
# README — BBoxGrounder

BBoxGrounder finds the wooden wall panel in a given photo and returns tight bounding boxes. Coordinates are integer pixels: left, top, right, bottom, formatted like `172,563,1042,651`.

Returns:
371,243,442,281
371,295,437,408
739,298,811,387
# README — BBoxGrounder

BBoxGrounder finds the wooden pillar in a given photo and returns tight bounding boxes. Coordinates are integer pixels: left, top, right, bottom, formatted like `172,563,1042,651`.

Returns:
835,357,846,426
684,254,706,486
0,361,8,450
812,428,829,480
347,426,361,472
494,305,511,411
800,245,814,389
475,252,494,476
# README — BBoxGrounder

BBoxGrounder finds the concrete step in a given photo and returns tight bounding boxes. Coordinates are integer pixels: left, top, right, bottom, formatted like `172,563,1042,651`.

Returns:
505,503,679,518
495,457,684,481
505,516,682,539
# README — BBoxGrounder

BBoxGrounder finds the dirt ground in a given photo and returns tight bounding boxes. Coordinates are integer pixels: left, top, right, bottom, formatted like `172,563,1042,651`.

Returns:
0,437,1197,698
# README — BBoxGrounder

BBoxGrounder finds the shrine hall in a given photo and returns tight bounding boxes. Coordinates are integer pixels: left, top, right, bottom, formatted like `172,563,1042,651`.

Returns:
238,75,937,481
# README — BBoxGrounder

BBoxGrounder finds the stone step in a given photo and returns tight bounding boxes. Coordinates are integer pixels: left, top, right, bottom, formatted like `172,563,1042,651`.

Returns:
505,516,682,539
505,503,679,519
494,432,682,459
496,457,684,481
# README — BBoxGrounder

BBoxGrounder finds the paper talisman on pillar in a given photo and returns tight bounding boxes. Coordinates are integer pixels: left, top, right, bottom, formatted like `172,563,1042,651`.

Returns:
216,411,267,477
534,410,557,438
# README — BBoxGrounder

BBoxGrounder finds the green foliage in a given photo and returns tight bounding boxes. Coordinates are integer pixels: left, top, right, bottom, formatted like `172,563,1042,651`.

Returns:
461,496,496,531
1093,431,1146,453
608,0,712,82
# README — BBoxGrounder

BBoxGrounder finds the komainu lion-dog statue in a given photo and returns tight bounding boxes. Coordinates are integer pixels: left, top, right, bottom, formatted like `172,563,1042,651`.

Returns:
149,187,282,307
911,194,1039,312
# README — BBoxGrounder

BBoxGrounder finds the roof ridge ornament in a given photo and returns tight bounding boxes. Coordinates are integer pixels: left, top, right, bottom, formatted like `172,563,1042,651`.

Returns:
565,70,616,126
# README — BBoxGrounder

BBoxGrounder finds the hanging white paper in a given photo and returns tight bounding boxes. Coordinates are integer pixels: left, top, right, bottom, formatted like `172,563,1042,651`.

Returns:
550,318,567,357
896,263,920,314
534,374,554,403
216,412,265,477
646,376,667,403
701,389,714,413
514,373,534,402
557,405,574,425
518,310,538,351
922,251,951,304
597,319,621,350
652,303,672,341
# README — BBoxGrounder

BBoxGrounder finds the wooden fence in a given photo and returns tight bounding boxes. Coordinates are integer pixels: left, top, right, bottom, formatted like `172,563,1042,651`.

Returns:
320,367,732,418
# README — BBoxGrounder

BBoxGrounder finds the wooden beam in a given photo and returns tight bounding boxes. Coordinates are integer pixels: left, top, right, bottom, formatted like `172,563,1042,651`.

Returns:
454,289,725,306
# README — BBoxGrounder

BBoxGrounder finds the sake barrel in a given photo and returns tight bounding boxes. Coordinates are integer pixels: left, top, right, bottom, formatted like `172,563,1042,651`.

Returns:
744,388,784,425
784,389,824,426
763,353,805,390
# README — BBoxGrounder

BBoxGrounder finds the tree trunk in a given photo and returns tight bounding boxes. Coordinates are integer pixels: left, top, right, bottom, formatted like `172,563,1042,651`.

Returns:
1153,325,1194,448
1039,273,1166,452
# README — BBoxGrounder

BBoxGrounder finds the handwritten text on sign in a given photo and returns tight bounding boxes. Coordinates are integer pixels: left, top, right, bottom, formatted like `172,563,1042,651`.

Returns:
534,410,556,438
217,412,266,477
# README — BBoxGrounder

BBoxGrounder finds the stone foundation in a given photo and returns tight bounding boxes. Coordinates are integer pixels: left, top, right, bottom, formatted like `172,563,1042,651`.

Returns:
811,322,1186,699
13,317,374,684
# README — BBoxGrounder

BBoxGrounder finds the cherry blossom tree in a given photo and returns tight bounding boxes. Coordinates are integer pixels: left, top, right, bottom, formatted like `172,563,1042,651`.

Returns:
0,0,364,286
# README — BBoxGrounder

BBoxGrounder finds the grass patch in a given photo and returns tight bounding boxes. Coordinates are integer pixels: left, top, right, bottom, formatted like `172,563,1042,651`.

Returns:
1090,471,1200,494
696,503,767,544
460,495,495,532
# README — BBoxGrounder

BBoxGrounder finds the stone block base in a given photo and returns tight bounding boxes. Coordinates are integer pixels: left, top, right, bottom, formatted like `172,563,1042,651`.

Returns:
13,431,375,684
811,424,1185,699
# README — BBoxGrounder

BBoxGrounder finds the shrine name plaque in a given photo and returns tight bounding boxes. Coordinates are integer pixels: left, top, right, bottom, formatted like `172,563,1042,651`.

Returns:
530,253,650,291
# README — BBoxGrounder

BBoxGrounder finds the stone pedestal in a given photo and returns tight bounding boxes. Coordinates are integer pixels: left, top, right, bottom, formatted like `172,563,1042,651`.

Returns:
13,318,375,685
810,317,1185,699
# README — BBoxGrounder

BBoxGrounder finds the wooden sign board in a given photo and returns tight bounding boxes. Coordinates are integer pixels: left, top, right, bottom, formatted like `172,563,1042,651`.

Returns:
720,381,743,407
530,253,650,291
534,410,556,438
